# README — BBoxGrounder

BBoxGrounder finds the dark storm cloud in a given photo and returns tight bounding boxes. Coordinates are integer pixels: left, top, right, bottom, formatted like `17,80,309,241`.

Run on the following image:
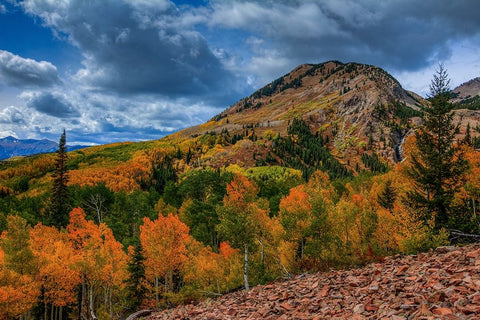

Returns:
20,0,236,99
208,0,480,72
25,92,80,118
0,49,60,88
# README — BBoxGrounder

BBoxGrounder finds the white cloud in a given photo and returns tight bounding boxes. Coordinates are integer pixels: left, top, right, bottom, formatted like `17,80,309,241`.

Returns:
0,50,60,88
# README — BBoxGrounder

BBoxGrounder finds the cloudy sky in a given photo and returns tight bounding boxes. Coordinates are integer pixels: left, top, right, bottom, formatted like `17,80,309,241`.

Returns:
0,0,479,145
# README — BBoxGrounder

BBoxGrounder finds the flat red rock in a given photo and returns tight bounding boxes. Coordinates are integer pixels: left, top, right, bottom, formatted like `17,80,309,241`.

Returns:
147,244,480,320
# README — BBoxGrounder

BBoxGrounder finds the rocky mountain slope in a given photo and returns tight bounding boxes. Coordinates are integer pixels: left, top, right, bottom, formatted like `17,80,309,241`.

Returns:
171,61,480,171
172,61,426,171
452,77,480,103
149,244,480,319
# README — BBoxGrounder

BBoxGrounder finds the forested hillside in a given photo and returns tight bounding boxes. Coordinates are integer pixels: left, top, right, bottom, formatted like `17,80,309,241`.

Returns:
0,63,480,319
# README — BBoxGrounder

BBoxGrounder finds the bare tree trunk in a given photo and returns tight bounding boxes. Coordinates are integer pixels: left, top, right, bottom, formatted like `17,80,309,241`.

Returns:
244,243,249,290
81,277,87,320
51,305,54,320
44,301,47,320
473,198,476,218
274,253,292,279
89,285,97,320
258,239,264,264
104,286,108,312
155,276,159,308
109,287,113,320
59,306,62,320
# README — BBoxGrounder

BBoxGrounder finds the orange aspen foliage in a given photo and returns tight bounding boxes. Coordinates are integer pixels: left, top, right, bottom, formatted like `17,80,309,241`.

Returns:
140,212,191,301
217,242,243,290
0,268,39,320
183,243,227,295
279,185,312,243
224,173,259,209
67,208,102,252
66,208,127,318
30,224,81,307
219,241,237,258
457,146,480,216
98,225,128,289
0,218,40,319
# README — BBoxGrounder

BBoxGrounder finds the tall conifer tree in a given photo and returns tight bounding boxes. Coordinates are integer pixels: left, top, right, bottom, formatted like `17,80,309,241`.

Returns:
406,65,467,229
125,241,147,311
50,129,70,227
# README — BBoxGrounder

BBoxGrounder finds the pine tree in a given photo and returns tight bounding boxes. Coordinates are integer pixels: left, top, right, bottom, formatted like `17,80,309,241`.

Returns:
378,180,397,211
125,242,147,311
463,122,472,146
50,129,70,227
406,65,467,229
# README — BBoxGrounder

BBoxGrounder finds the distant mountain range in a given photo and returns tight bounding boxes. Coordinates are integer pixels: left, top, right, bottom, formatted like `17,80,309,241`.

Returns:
0,136,87,160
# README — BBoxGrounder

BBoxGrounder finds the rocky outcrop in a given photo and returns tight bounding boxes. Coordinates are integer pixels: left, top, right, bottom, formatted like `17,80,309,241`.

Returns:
149,244,480,319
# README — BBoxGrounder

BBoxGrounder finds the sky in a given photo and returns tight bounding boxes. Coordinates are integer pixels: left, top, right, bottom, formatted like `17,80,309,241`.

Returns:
0,0,479,145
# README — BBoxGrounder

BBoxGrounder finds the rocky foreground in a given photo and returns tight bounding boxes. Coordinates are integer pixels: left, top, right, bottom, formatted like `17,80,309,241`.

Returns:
149,245,480,320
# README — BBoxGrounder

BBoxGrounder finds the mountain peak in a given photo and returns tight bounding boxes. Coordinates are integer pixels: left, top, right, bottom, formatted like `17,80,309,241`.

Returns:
177,61,427,169
213,61,415,120
452,77,480,103
1,136,18,142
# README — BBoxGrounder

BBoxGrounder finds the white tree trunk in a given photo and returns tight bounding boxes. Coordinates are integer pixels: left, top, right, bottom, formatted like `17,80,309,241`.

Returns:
89,285,97,320
244,243,249,290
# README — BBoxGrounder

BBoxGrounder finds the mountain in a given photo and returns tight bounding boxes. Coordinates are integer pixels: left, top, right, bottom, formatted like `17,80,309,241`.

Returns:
0,136,88,160
2,61,480,194
173,61,427,170
452,77,480,103
149,244,480,319
0,136,58,160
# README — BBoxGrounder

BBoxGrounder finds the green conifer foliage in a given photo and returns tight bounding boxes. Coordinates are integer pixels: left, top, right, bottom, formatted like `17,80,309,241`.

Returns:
50,130,70,227
125,242,147,311
406,65,467,228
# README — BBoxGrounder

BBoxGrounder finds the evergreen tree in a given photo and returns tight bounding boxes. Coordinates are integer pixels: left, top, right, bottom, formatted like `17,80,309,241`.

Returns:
49,129,70,227
406,65,467,229
378,180,396,211
125,241,147,311
463,122,472,146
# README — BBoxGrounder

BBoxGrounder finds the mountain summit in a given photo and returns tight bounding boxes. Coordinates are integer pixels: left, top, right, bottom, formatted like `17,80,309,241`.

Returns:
174,61,427,171
452,77,480,102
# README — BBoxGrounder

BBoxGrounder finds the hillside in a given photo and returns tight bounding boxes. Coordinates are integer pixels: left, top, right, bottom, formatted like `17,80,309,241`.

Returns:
173,61,428,168
1,61,480,196
149,244,480,319
452,77,480,103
